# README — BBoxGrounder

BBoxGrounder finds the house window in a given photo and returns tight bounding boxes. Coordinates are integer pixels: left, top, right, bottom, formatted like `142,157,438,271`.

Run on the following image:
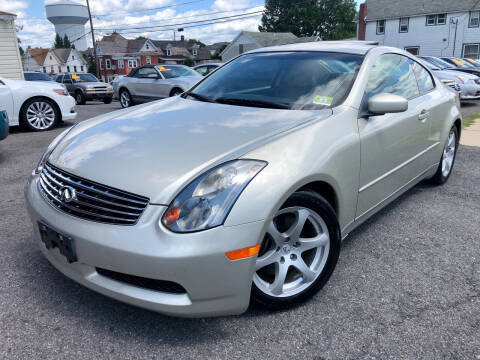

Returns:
376,20,385,35
404,46,420,55
67,66,70,72
72,55,75,60
399,17,409,33
74,65,77,72
106,59,111,69
118,60,124,69
239,44,244,54
426,14,446,26
49,56,52,60
128,59,137,68
50,66,54,73
469,11,480,28
463,43,480,59
80,65,84,72
58,65,61,72
146,56,151,64
192,48,198,56
43,67,46,73
146,44,150,50
100,60,103,70
166,49,172,56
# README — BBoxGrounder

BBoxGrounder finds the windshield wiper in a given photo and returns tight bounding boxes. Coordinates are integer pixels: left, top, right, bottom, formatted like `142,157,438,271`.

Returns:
184,92,214,103
214,97,291,109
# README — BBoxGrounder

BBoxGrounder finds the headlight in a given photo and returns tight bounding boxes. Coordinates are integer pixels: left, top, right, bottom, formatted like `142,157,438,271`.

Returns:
162,160,267,232
33,128,71,175
54,88,68,96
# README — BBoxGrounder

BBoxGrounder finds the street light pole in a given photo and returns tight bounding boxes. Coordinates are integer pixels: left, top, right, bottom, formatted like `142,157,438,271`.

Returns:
86,0,99,78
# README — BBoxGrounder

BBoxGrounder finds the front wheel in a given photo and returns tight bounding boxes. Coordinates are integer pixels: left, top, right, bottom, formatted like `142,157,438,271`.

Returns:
75,91,86,105
252,191,341,310
430,126,458,185
103,97,113,104
170,88,183,97
20,98,59,132
120,89,133,108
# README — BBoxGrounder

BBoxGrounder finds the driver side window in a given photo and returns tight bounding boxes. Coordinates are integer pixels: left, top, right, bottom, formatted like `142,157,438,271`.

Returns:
366,54,420,100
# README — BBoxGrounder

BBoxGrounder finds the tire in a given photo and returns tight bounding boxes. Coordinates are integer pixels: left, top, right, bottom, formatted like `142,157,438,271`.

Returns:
20,98,59,132
103,97,113,104
170,88,183,97
429,125,458,185
75,91,86,105
251,191,341,310
120,89,133,108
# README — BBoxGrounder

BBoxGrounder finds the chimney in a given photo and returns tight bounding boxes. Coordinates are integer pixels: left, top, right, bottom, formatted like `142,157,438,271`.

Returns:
181,35,185,41
358,2,367,40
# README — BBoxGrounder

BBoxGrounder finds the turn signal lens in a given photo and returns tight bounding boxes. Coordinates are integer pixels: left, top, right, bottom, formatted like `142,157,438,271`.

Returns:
54,89,68,96
164,207,180,225
225,244,261,261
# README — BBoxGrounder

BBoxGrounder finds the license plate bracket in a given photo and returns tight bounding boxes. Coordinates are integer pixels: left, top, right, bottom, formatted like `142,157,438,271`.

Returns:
38,222,77,263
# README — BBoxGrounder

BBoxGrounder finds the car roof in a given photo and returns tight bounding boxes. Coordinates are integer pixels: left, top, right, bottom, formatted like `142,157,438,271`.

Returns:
247,41,380,55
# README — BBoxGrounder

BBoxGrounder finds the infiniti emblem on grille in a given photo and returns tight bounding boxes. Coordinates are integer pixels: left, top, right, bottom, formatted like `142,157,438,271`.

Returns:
60,186,77,203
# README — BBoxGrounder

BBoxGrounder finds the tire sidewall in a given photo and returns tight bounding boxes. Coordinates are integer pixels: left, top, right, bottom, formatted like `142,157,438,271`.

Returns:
120,90,131,108
432,125,459,185
251,191,341,309
75,91,85,105
20,98,59,132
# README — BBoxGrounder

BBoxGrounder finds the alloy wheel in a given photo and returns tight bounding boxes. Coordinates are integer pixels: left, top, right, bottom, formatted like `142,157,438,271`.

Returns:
26,101,55,130
441,130,456,178
120,91,130,107
254,206,330,298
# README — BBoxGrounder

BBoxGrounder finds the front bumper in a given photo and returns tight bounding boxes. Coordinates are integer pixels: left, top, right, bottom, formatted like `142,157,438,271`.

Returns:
460,82,480,100
59,95,77,120
25,176,264,317
84,91,113,101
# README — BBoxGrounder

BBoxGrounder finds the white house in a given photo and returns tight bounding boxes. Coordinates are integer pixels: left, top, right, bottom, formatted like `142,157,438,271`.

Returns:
24,47,87,75
360,0,480,58
0,11,24,80
221,31,320,62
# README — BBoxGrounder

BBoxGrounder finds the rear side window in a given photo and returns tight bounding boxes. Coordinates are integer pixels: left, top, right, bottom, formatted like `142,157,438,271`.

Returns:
56,75,63,83
134,67,158,78
413,62,435,93
366,53,420,100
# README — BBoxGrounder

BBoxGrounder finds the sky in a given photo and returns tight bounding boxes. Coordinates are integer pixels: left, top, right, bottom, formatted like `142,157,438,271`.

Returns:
3,0,359,49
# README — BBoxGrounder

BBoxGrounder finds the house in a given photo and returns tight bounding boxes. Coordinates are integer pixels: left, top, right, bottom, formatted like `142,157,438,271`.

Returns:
24,47,87,76
95,33,215,82
358,0,480,58
0,11,24,80
221,31,320,62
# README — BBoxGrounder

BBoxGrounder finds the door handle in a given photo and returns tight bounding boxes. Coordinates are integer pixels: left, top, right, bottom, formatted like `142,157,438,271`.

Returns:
418,110,429,121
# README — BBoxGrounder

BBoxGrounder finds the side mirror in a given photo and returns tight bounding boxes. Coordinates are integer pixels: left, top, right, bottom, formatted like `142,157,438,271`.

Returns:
367,93,408,115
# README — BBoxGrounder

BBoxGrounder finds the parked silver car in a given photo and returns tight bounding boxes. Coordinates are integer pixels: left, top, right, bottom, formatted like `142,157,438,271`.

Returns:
114,64,202,108
26,42,461,317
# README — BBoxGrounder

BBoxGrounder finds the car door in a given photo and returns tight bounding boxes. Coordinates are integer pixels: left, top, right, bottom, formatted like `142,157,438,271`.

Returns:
356,53,432,218
62,75,74,95
130,67,164,100
0,80,14,123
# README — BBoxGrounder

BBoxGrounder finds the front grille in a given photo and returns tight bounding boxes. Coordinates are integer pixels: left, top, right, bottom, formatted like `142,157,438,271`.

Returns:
38,163,149,225
96,268,187,294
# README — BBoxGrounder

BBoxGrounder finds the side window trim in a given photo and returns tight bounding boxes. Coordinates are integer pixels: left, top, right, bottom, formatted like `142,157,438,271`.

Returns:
412,60,436,95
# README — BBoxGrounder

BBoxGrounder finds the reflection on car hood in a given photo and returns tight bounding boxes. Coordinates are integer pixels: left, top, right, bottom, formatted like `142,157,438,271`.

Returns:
435,70,479,81
49,96,332,204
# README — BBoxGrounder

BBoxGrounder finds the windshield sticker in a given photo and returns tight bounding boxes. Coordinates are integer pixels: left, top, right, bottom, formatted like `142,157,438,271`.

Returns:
313,96,333,106
452,59,465,66
71,74,80,79
158,66,171,71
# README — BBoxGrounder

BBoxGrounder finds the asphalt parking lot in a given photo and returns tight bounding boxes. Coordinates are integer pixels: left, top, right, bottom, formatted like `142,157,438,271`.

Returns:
0,100,479,359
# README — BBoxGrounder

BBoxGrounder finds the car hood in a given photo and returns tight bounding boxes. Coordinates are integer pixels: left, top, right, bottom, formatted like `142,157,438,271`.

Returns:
1,77,61,91
49,96,331,204
436,69,478,81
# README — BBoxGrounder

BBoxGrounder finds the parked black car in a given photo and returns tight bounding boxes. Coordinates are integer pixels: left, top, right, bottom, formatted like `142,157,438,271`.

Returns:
438,57,480,77
55,73,113,105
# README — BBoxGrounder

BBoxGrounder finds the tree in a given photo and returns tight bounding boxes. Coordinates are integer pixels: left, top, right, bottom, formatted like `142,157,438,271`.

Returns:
63,34,72,48
184,58,195,67
54,33,64,49
187,38,206,47
17,37,24,57
259,0,357,40
87,57,97,75
135,36,147,40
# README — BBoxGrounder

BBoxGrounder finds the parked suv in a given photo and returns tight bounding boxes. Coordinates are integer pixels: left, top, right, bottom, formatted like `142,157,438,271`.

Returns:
55,73,113,105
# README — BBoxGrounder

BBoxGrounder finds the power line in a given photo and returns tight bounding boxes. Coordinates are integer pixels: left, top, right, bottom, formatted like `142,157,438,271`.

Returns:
96,10,263,31
94,6,262,30
93,0,207,17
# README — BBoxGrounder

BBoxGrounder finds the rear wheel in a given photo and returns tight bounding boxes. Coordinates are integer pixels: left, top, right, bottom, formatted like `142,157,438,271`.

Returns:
170,88,183,97
430,126,458,185
252,191,341,309
103,97,113,104
20,98,59,132
120,89,133,108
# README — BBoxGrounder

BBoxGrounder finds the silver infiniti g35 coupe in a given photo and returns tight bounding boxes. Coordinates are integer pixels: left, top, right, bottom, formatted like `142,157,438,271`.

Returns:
25,42,461,317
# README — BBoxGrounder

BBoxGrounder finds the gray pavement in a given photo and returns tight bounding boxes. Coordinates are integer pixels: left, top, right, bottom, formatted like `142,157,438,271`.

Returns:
0,100,479,359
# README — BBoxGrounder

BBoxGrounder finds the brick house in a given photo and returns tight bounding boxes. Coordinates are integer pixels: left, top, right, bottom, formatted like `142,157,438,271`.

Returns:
93,33,214,82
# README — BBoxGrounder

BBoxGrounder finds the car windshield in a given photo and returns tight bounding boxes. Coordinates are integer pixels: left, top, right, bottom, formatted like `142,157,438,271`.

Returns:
450,58,475,68
24,72,53,81
423,57,452,70
72,73,99,83
421,61,440,71
187,52,364,110
157,65,198,79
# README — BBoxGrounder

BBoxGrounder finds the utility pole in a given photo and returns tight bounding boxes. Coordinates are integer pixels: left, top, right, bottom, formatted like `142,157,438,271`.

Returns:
86,0,99,78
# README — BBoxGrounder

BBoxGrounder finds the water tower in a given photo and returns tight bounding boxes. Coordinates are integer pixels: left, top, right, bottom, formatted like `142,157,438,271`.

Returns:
46,1,89,51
